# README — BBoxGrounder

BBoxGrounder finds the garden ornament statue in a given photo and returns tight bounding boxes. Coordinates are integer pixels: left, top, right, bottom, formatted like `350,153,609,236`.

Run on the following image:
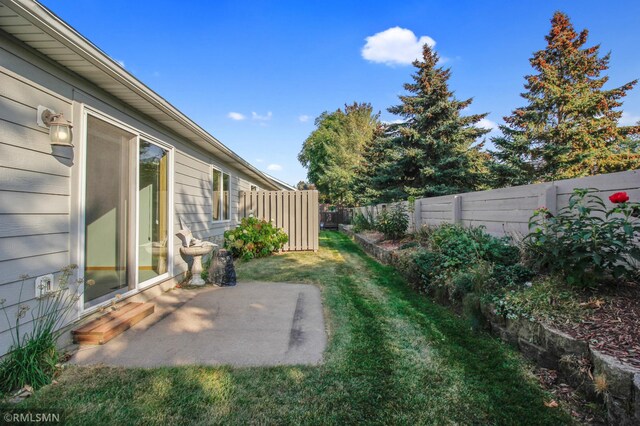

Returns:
176,224,217,286
208,249,237,287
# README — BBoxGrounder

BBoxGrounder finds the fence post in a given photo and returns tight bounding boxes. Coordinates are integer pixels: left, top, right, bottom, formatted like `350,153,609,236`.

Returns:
414,199,422,231
452,195,462,224
538,184,557,215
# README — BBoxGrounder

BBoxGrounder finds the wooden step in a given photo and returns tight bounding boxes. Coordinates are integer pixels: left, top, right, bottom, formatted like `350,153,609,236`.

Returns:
72,302,155,345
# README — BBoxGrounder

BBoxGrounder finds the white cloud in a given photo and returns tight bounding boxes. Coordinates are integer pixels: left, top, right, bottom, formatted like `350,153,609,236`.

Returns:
267,163,282,171
299,115,310,123
255,158,264,163
227,112,246,121
115,59,126,68
252,111,273,121
620,111,640,126
362,27,436,66
477,118,498,130
382,118,406,125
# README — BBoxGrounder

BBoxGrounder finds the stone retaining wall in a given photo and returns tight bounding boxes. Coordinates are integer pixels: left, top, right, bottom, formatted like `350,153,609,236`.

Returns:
339,225,640,425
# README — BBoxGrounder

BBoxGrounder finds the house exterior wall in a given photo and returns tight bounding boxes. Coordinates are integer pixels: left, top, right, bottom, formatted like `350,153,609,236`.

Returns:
0,32,267,355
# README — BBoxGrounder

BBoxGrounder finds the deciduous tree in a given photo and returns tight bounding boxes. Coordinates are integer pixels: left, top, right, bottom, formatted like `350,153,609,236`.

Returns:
298,103,381,205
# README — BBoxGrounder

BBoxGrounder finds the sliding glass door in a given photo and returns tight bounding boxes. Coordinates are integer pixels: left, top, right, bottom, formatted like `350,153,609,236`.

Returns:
138,141,169,283
84,115,171,308
84,115,136,306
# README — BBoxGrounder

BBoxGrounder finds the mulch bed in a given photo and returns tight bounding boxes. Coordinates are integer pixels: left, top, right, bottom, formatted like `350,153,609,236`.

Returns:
359,231,414,251
535,367,606,425
550,281,640,369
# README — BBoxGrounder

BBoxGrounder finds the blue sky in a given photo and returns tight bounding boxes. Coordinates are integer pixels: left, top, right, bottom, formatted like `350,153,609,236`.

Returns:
41,0,640,186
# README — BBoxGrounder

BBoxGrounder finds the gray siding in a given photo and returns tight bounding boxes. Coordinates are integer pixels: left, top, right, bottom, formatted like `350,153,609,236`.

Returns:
0,56,73,353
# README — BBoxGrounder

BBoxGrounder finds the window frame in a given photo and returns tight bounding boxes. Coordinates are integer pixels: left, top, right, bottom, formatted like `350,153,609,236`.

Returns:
77,105,175,315
211,166,231,223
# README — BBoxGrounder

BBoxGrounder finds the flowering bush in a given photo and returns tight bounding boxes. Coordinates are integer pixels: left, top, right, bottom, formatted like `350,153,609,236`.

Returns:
525,189,640,286
224,217,288,261
609,192,630,204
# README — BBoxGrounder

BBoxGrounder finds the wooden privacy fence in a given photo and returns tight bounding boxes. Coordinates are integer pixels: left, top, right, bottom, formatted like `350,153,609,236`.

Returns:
239,190,319,251
355,169,640,238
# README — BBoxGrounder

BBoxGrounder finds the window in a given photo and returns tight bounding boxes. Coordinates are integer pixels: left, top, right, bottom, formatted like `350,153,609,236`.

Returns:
212,168,230,221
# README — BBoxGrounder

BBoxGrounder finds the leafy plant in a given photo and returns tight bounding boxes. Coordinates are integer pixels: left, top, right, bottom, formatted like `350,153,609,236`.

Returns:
525,188,640,286
414,224,530,294
352,208,376,233
0,265,84,393
489,277,586,322
224,217,288,261
413,225,434,245
375,204,409,240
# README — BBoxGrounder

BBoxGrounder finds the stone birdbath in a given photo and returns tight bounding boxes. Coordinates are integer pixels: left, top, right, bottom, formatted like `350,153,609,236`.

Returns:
177,226,217,286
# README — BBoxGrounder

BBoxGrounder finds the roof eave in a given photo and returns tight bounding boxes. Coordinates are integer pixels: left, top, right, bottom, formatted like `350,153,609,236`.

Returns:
2,0,288,189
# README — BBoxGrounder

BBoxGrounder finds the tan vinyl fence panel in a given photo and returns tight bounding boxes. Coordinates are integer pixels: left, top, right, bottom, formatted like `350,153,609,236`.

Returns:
356,169,640,238
238,190,319,251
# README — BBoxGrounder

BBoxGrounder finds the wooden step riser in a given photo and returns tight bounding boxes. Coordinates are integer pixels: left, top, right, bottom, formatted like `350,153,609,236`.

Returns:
72,303,141,335
72,302,155,345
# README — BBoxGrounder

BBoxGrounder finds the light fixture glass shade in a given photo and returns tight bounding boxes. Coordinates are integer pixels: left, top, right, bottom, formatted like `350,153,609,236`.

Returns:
48,113,73,146
50,123,71,144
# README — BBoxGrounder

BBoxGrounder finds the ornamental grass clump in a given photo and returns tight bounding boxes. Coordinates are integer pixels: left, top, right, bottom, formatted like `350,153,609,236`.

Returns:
224,217,288,261
525,188,640,286
0,265,85,394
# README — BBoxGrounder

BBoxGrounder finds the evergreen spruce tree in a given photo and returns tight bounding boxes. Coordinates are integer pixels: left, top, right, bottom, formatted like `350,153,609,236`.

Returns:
369,44,490,202
491,11,640,186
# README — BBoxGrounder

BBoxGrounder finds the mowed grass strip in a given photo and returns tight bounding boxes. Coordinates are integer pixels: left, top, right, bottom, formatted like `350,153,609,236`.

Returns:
4,232,571,425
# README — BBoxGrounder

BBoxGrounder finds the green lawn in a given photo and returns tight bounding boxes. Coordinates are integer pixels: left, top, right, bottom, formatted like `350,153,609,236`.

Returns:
5,231,571,425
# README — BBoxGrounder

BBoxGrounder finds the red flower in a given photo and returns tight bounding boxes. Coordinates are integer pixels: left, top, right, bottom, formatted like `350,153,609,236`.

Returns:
609,192,630,204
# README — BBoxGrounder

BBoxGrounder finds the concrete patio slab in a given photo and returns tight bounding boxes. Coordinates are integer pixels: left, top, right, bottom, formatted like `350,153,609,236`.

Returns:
69,282,326,367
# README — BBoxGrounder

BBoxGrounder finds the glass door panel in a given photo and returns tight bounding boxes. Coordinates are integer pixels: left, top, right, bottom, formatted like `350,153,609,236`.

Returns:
212,169,221,221
222,173,230,220
84,116,136,306
138,141,169,283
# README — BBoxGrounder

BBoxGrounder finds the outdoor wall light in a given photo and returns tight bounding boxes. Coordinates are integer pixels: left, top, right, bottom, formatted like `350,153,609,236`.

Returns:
37,106,74,147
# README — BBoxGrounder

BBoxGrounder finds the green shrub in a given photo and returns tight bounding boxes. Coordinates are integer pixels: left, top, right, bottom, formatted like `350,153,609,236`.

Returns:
0,266,82,393
414,224,530,294
390,248,422,289
525,188,640,286
224,217,288,261
428,224,520,267
376,204,409,240
413,225,434,245
450,262,492,300
352,209,376,233
414,250,449,289
428,224,481,269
